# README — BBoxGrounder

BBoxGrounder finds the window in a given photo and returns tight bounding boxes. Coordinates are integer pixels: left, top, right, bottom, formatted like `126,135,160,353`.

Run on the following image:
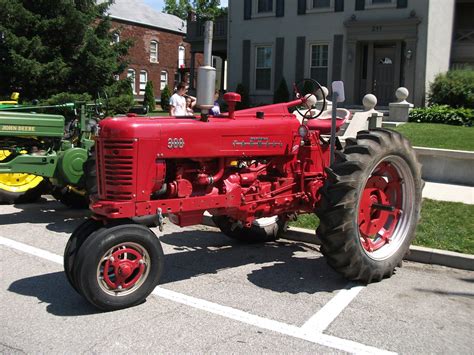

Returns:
258,0,273,13
127,69,136,94
366,0,396,8
310,44,329,87
139,70,147,95
112,32,120,44
255,46,272,90
150,41,158,63
178,46,185,68
160,70,168,90
312,0,330,8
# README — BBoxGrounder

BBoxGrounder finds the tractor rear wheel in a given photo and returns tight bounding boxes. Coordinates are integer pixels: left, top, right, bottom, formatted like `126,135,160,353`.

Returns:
213,215,287,243
73,223,164,311
316,129,423,283
0,150,47,204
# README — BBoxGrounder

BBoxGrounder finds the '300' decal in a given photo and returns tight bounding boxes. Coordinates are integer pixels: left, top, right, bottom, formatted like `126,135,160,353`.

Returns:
167,138,185,149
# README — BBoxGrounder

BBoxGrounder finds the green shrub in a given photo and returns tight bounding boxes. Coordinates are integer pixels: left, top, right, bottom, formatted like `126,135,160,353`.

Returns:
235,83,250,110
41,92,92,120
428,70,474,109
160,85,171,112
409,105,473,126
273,78,290,103
143,81,156,111
44,92,92,105
106,79,134,114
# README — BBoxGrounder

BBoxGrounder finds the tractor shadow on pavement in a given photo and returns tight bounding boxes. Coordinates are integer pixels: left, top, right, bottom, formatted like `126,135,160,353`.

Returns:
0,198,90,233
8,272,100,317
159,230,348,295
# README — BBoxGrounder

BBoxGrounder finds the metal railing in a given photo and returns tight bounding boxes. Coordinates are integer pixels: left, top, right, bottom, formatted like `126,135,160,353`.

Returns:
187,16,227,42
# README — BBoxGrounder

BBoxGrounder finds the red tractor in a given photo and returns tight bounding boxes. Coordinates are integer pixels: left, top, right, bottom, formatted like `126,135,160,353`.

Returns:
64,77,422,311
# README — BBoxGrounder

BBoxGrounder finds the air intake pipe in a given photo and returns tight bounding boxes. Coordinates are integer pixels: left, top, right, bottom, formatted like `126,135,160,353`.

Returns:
196,21,216,116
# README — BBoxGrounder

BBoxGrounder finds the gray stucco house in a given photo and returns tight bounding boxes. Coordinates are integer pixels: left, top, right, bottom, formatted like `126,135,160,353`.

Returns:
226,0,474,107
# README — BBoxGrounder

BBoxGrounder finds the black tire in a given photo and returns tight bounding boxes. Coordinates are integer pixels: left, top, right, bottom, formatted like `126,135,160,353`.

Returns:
84,150,97,197
64,218,103,293
212,215,287,243
0,179,48,204
73,223,164,311
316,129,423,283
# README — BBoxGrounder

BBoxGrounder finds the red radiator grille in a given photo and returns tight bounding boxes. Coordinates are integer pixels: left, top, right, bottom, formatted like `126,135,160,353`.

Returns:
97,139,137,201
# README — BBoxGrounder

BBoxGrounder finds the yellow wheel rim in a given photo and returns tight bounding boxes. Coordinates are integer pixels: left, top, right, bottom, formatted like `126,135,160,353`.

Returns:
0,150,44,193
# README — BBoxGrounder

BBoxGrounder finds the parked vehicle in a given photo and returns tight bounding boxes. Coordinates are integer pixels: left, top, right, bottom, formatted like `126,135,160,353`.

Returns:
66,79,423,311
0,101,101,206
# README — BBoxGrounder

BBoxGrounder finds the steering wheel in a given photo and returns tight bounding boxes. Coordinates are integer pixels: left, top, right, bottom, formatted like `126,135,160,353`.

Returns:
293,78,326,120
95,90,109,118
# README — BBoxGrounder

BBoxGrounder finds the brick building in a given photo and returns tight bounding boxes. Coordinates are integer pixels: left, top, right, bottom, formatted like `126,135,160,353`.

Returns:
108,0,194,103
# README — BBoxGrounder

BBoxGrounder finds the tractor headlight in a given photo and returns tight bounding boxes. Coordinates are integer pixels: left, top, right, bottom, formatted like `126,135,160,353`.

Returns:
298,125,309,138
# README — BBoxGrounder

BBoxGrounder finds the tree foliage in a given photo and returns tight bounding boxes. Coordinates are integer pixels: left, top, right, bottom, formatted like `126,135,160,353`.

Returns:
0,0,131,100
160,85,171,112
143,81,156,111
163,0,226,20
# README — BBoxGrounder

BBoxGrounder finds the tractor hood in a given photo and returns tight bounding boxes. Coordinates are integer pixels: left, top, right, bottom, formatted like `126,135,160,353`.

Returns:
98,115,300,158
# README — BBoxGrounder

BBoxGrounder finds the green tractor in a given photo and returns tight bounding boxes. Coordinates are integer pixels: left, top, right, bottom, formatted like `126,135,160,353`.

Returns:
0,101,100,206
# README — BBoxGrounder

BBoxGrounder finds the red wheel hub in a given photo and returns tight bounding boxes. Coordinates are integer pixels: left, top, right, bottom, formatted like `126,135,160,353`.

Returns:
103,247,145,290
358,162,403,253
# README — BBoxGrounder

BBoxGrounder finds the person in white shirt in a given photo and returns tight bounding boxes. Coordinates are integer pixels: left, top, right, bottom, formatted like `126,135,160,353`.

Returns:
169,82,188,116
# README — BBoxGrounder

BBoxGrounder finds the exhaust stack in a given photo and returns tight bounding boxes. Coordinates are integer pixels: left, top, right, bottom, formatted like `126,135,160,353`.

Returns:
196,21,216,114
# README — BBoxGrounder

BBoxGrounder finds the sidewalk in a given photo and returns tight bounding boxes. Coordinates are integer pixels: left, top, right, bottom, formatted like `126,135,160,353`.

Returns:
422,181,474,204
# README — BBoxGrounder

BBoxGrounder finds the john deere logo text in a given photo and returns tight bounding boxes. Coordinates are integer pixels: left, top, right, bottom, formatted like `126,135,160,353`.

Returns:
2,125,36,132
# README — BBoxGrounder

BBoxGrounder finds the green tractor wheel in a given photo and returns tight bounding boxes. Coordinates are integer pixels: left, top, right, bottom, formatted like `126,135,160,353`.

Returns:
0,150,47,204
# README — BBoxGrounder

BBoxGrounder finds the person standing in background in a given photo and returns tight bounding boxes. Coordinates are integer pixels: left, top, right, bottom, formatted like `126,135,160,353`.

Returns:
169,82,188,116
210,89,220,116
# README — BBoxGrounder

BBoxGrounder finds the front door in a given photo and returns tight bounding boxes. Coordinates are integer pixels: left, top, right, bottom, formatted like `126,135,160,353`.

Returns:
373,45,396,105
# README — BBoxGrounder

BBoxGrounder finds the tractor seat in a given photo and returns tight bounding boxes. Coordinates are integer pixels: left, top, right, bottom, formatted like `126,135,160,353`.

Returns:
305,108,351,134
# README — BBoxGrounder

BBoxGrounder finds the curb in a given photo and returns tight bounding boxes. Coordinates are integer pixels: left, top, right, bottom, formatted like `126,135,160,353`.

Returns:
201,216,474,271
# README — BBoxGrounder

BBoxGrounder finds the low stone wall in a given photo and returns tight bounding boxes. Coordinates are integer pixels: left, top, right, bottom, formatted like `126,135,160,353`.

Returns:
414,147,474,186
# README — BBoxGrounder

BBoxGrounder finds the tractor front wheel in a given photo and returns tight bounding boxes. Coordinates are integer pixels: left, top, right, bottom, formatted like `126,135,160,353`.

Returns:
72,223,164,311
64,218,103,293
213,215,287,243
316,129,423,283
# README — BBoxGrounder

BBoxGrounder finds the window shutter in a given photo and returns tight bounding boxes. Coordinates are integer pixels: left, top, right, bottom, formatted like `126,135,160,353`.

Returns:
397,0,408,8
295,36,306,83
335,0,344,12
355,0,365,11
242,40,251,88
274,37,284,89
332,35,343,81
276,0,285,17
244,0,252,20
297,0,306,15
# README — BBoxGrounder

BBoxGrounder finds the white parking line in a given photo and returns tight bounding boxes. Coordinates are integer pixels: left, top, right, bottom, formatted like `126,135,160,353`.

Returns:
301,283,365,333
0,237,396,355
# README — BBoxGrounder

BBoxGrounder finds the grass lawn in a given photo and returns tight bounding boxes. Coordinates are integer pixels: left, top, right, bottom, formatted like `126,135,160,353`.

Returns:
289,199,474,254
393,123,474,151
146,111,169,116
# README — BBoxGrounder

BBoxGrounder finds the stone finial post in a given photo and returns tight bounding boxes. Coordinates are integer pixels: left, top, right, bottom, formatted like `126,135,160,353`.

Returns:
316,86,331,111
342,93,382,138
363,94,383,129
389,87,414,122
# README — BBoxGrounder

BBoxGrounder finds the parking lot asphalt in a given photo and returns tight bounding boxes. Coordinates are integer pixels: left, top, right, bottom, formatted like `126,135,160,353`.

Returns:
1,197,473,354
